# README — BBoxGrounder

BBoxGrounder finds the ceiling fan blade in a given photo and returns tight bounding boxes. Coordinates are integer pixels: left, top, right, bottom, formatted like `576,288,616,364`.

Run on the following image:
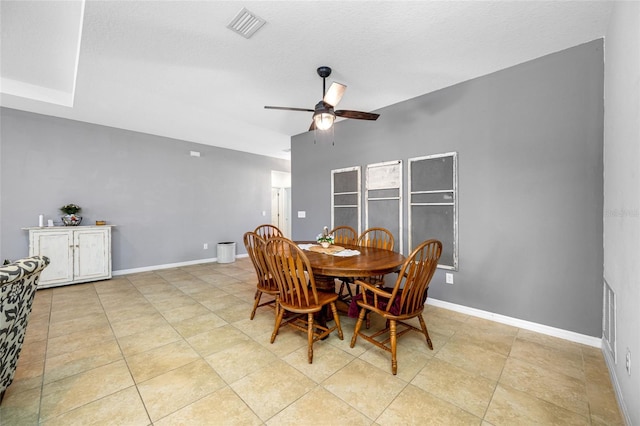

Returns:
335,110,380,120
323,82,346,107
264,106,314,112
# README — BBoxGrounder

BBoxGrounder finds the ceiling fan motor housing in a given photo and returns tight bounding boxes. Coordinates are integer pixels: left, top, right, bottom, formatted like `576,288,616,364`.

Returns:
314,101,335,118
317,66,332,78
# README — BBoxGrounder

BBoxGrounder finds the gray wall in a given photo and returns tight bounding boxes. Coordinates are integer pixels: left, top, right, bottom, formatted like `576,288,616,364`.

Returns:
292,40,604,337
604,2,640,423
0,108,290,270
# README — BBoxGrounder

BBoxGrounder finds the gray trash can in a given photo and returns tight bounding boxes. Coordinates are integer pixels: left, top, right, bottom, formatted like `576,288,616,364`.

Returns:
217,242,236,263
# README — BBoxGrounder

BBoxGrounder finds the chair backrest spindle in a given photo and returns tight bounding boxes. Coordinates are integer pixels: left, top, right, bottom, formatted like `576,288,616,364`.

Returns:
254,224,283,240
329,226,357,245
357,227,394,251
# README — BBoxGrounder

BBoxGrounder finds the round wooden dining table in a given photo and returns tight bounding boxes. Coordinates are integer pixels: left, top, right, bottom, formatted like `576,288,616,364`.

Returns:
297,242,405,326
301,243,405,278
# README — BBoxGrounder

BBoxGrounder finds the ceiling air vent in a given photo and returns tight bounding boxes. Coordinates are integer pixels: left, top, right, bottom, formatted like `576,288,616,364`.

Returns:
227,8,266,39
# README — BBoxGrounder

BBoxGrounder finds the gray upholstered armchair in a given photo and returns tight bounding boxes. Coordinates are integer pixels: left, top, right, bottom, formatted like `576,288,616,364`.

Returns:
0,256,49,403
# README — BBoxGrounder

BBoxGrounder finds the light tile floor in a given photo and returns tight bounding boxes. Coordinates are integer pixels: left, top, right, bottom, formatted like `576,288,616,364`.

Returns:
1,258,625,425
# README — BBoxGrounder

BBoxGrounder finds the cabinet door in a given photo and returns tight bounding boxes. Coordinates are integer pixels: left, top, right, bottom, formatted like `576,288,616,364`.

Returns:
74,229,111,281
30,231,74,286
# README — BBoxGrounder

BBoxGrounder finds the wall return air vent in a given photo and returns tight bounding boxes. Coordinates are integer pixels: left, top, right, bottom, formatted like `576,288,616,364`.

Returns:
227,8,266,39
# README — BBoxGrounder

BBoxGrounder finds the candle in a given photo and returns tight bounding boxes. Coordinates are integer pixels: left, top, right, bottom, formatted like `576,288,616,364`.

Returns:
39,214,44,227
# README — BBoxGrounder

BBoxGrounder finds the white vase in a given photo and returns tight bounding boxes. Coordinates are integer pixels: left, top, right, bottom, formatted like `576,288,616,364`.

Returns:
321,241,330,248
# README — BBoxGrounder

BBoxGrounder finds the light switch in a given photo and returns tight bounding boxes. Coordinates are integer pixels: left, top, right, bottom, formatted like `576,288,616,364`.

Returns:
298,211,306,218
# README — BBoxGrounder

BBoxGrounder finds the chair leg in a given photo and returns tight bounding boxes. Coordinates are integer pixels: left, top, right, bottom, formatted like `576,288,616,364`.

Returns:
250,290,262,320
350,307,367,347
307,313,314,364
417,314,433,350
329,302,343,340
270,307,285,343
390,319,398,375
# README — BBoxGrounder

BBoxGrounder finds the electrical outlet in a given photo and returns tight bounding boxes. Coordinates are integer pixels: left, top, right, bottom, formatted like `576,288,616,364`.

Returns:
626,349,631,376
203,243,208,250
445,273,454,284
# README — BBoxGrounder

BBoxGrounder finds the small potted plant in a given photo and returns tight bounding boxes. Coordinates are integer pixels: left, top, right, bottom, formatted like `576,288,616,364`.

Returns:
316,233,334,248
60,203,82,226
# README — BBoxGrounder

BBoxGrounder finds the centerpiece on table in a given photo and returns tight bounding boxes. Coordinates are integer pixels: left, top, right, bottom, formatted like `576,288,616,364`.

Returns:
60,203,82,226
316,226,334,248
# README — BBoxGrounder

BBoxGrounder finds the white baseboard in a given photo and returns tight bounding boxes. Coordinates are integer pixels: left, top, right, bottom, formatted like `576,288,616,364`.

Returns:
426,298,602,348
602,341,632,426
112,253,249,276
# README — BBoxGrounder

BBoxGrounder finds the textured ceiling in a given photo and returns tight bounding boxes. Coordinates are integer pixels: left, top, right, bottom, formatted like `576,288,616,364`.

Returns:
1,1,613,159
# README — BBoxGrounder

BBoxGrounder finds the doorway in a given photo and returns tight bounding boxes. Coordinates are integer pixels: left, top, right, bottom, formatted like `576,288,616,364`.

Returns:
271,171,291,238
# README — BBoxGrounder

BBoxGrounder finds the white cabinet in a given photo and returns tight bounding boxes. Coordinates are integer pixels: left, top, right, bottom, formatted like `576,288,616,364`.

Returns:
25,226,113,288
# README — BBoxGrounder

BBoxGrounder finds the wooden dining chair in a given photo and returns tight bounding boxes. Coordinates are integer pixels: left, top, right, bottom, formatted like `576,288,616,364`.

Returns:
243,231,279,320
329,225,357,245
356,227,396,291
350,239,442,375
254,224,283,240
264,236,343,363
357,227,394,251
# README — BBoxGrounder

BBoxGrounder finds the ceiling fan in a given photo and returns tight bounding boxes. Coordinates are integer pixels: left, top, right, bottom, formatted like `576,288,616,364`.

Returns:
264,66,380,131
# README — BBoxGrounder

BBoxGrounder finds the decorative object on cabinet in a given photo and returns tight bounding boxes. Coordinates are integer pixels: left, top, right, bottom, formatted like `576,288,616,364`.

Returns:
24,225,113,288
61,215,82,226
0,256,50,404
60,203,83,226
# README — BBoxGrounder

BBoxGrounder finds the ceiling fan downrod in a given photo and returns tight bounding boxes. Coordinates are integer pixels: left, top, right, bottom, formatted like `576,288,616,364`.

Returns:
317,66,332,98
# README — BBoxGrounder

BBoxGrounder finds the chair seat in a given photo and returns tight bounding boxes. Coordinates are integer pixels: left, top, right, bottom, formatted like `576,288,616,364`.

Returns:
280,290,339,314
348,290,401,318
256,278,278,294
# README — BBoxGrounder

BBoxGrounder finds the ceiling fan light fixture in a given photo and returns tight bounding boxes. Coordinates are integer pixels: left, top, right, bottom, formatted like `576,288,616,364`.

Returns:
313,111,335,130
313,102,335,130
